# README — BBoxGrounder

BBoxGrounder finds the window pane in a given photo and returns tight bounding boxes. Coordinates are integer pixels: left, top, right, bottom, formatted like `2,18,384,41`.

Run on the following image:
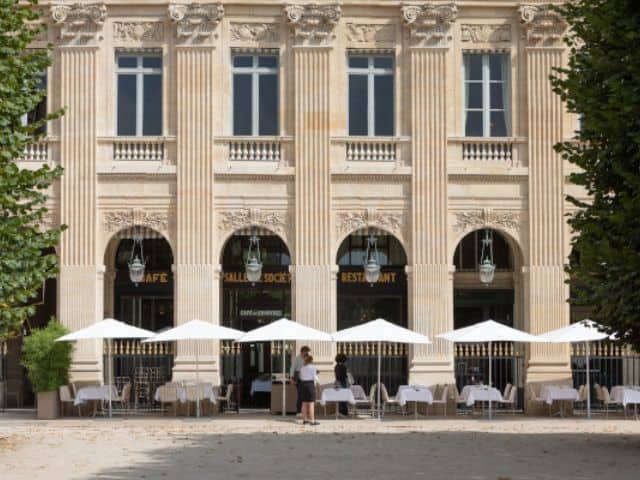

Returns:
233,56,252,68
348,74,368,136
490,111,507,137
233,74,252,135
374,75,394,136
143,56,162,69
258,74,278,135
118,57,137,68
489,55,506,81
465,111,483,137
142,74,162,136
258,56,278,68
466,83,483,109
374,57,393,69
490,83,504,109
117,74,137,135
464,55,482,81
349,57,368,69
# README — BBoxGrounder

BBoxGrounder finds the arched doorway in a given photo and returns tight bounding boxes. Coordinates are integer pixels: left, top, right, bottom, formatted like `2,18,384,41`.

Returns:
103,227,174,406
336,230,408,395
220,230,291,408
452,228,524,407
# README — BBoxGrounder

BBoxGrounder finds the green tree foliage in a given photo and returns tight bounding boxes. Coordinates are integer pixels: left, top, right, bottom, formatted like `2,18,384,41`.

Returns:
551,0,640,348
21,320,72,392
0,1,65,341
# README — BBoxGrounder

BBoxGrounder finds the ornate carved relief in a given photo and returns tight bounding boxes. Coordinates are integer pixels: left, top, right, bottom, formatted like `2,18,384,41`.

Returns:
461,24,511,43
230,23,280,43
218,208,288,237
50,3,106,43
346,23,395,44
284,4,341,45
103,209,170,232
401,3,458,46
336,208,405,239
113,22,164,42
168,2,224,41
454,209,522,233
519,4,567,45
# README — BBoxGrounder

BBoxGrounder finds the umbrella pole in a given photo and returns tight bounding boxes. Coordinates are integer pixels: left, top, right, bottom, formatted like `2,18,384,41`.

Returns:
488,341,492,421
108,339,113,419
586,341,591,420
282,340,286,418
377,340,381,421
196,341,200,419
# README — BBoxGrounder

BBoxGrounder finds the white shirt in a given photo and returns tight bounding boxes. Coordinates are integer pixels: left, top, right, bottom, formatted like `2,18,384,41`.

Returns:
290,355,305,377
298,364,318,383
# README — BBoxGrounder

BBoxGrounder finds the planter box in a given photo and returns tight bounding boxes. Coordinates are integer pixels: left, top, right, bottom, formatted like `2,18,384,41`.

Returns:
36,390,59,420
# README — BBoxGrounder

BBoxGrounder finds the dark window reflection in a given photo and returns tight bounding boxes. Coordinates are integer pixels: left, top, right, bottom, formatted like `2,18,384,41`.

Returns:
349,74,368,135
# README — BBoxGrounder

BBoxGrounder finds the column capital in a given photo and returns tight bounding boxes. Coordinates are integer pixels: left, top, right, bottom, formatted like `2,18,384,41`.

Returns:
401,3,458,48
168,2,224,45
284,4,341,47
519,4,567,46
50,3,106,45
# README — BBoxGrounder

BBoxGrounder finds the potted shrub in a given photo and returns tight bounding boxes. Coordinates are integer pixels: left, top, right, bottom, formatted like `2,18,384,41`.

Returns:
21,320,72,419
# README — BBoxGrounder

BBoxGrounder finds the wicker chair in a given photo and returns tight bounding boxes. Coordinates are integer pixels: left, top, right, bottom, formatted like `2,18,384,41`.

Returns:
59,385,81,417
156,385,179,416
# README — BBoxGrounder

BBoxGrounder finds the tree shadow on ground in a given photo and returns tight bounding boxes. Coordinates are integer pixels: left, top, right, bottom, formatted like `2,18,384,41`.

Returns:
87,431,640,480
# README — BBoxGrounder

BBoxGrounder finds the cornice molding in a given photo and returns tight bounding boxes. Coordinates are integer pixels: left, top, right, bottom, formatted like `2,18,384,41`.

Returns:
284,4,341,46
401,3,458,47
50,3,106,44
519,4,567,46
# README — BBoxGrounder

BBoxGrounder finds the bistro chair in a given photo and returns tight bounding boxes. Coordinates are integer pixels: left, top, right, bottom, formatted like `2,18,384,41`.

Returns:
601,386,621,417
527,384,547,415
498,386,517,413
503,383,513,401
59,385,81,417
156,385,179,416
431,385,450,416
217,383,237,414
574,384,586,413
113,383,132,413
593,383,603,408
379,383,401,415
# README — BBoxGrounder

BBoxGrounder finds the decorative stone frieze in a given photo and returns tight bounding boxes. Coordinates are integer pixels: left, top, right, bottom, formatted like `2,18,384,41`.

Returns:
461,24,511,43
453,209,522,233
218,208,288,237
168,2,224,41
113,22,164,42
50,3,106,43
230,23,280,43
401,3,458,47
103,209,170,233
336,208,405,239
284,4,341,45
345,23,395,44
519,4,567,46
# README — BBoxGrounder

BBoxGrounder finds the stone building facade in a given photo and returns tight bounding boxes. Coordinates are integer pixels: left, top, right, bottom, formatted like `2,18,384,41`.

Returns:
18,1,582,407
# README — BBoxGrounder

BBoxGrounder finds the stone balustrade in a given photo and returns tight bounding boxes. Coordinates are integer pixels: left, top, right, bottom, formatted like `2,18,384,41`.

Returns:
449,137,527,168
346,137,398,162
228,138,282,162
21,141,48,162
113,139,165,161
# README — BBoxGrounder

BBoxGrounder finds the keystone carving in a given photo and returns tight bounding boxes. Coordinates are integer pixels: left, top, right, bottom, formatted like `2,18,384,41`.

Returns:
103,209,170,233
50,3,106,42
519,4,567,45
284,4,341,45
454,209,522,233
336,209,404,238
168,2,224,41
461,24,511,43
346,23,395,44
230,23,280,43
113,22,164,42
218,209,288,237
401,3,458,46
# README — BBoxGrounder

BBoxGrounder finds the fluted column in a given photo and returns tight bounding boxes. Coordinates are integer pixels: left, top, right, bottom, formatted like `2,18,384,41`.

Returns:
520,5,571,388
402,4,457,384
52,4,106,382
170,4,223,383
286,4,340,378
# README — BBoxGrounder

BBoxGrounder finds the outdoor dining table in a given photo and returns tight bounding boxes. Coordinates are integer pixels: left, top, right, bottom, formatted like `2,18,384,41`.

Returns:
74,385,118,416
611,386,640,419
153,383,217,405
460,385,503,408
396,386,433,418
320,387,356,418
250,378,273,396
540,385,579,417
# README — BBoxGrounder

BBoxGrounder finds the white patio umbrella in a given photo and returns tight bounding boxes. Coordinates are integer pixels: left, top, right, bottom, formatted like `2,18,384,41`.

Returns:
538,319,610,419
332,318,432,420
437,319,545,419
237,318,333,417
142,319,244,418
56,318,154,418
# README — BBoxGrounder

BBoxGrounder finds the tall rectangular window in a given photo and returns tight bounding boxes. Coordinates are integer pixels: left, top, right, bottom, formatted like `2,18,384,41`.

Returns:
348,55,394,136
21,72,47,134
116,54,163,136
463,53,510,137
232,54,279,136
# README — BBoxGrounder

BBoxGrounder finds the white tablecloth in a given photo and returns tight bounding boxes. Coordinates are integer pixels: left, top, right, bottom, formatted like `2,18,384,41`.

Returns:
611,386,640,406
320,388,356,406
396,387,434,407
154,384,216,404
460,385,502,407
250,379,273,396
74,386,118,406
540,386,579,405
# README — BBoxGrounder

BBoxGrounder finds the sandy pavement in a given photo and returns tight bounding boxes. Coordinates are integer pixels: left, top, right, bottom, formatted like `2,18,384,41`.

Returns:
1,412,639,480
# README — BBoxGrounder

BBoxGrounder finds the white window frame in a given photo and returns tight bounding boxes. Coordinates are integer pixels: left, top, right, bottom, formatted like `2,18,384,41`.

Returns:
347,55,394,137
231,54,279,136
115,53,163,137
20,71,47,128
463,53,511,137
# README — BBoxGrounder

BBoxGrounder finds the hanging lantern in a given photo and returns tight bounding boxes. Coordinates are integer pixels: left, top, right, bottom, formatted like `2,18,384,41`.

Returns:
128,236,146,285
478,229,496,285
363,234,381,285
245,235,263,285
